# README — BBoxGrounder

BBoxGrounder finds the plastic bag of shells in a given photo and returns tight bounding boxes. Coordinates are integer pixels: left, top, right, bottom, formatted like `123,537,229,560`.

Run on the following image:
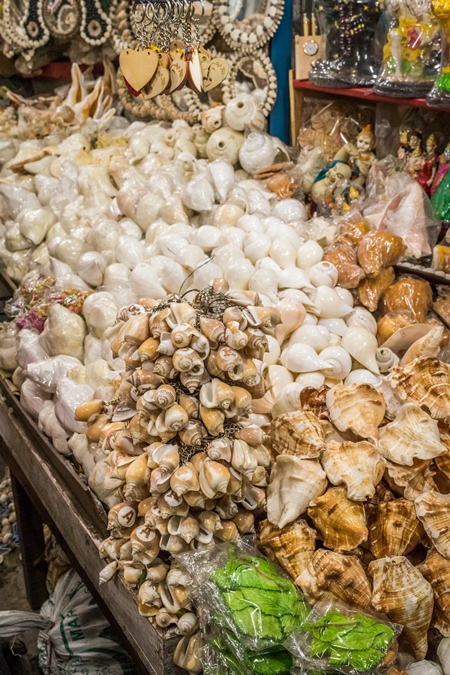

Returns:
285,595,401,675
177,538,308,675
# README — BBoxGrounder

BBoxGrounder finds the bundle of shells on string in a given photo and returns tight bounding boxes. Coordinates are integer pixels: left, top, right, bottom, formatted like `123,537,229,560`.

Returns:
75,278,277,635
258,362,450,667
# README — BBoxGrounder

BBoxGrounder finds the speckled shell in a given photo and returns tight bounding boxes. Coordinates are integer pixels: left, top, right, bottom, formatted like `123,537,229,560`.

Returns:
367,498,425,558
258,518,317,583
378,403,447,466
269,410,326,459
418,548,450,637
415,491,450,559
322,440,385,501
388,357,450,420
298,549,372,608
326,383,386,442
308,486,368,552
369,556,434,659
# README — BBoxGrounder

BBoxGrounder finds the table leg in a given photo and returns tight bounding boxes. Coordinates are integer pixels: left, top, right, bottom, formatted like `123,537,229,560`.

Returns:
10,475,48,610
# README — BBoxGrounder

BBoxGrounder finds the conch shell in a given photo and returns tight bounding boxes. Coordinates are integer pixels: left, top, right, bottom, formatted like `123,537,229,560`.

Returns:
357,231,406,276
367,498,425,558
267,455,327,529
401,324,444,366
299,385,329,420
379,277,432,323
388,357,450,420
370,556,434,659
308,486,368,551
269,410,325,459
297,549,372,608
358,267,395,312
378,403,447,466
326,383,386,441
415,491,450,559
258,518,317,583
418,548,450,637
322,440,385,501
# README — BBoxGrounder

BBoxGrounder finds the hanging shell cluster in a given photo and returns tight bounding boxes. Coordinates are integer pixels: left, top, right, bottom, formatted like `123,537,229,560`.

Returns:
78,279,277,632
258,367,450,663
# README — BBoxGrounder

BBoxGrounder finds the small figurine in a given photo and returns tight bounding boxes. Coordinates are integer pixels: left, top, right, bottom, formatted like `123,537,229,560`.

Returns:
405,129,423,179
431,142,450,221
334,124,376,187
311,159,352,208
416,133,439,195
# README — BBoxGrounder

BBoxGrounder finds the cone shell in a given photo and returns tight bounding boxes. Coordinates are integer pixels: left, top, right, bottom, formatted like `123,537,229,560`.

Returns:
415,491,450,559
322,440,385,501
368,498,425,558
418,548,450,637
298,549,372,608
258,518,317,583
378,403,447,466
299,386,330,420
357,231,406,276
308,486,368,551
270,411,325,459
380,277,432,323
369,556,434,659
326,383,386,441
267,456,327,529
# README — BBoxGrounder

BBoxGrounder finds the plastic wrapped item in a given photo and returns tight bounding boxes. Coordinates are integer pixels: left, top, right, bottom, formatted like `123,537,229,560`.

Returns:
427,0,450,106
309,0,381,87
178,539,308,675
20,379,52,419
16,329,49,370
286,596,400,675
375,0,440,97
26,355,82,393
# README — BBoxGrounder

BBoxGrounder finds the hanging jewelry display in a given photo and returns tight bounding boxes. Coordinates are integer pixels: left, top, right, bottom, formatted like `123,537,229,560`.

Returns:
222,48,277,115
79,0,112,45
212,0,284,52
118,0,230,99
42,0,82,39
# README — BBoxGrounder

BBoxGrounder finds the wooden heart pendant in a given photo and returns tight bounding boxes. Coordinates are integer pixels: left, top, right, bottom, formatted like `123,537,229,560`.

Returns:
187,48,204,93
169,59,188,93
203,57,230,92
119,48,159,93
142,54,171,99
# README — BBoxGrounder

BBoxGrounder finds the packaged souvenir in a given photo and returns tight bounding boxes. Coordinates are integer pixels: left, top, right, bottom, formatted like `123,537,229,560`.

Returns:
428,0,450,106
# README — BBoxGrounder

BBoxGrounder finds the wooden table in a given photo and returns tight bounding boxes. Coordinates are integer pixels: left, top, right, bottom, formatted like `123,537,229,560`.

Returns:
0,377,182,675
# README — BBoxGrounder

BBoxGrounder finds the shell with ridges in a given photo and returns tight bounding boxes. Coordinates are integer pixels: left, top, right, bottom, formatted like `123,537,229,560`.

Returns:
401,324,444,366
369,555,434,659
270,410,325,459
322,440,385,501
326,383,386,441
308,486,368,551
368,498,426,558
415,491,450,559
258,518,317,583
388,357,450,420
418,548,450,637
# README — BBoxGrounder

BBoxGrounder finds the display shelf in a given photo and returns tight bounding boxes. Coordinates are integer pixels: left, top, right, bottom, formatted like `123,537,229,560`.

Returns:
292,79,450,113
0,377,182,675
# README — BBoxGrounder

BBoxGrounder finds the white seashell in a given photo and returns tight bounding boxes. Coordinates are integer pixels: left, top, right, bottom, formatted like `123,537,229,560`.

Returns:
269,240,297,270
438,638,450,675
115,235,144,270
376,347,400,374
264,219,304,248
193,262,223,290
206,128,244,164
309,261,338,288
268,364,294,399
318,318,347,337
281,343,329,373
407,661,443,675
319,346,352,380
189,225,222,252
130,263,166,300
279,288,316,308
239,216,266,236
239,132,279,174
99,560,118,584
302,313,318,325
289,325,330,352
295,372,326,388
296,240,324,271
271,383,304,418
346,307,377,335
248,268,279,303
344,369,382,386
206,159,235,202
224,94,265,131
341,327,380,374
278,267,314,291
263,336,281,366
335,287,354,307
176,245,206,272
224,259,255,290
272,198,307,223
183,173,215,212
309,287,353,318
76,252,106,287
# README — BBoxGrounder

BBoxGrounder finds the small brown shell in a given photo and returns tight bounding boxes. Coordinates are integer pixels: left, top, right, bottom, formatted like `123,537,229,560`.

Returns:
308,486,368,552
270,410,325,459
300,385,330,420
258,518,317,583
418,548,450,637
326,383,386,442
367,498,425,559
379,277,433,323
388,356,450,420
415,490,450,559
357,231,406,276
358,267,395,312
297,549,372,608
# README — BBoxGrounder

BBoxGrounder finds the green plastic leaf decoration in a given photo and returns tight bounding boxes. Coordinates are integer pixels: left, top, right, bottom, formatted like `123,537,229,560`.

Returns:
349,647,387,672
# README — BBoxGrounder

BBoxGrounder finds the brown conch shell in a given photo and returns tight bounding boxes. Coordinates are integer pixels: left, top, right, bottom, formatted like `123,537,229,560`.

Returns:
300,386,329,420
369,555,434,659
326,383,386,442
418,548,450,636
267,455,327,529
415,491,450,559
297,549,372,608
323,243,365,289
358,267,395,312
269,411,326,459
377,310,417,347
379,277,432,323
378,403,447,466
258,518,317,583
307,486,368,551
367,498,425,558
400,324,444,366
357,231,406,276
384,459,437,501
388,357,450,420
322,440,385,501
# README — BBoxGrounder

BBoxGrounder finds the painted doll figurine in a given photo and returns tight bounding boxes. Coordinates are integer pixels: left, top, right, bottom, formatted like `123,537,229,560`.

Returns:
416,134,438,195
334,125,376,187
431,142,450,220
405,130,423,179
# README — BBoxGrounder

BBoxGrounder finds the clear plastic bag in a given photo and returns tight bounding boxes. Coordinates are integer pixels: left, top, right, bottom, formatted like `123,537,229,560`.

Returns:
309,0,381,87
286,595,400,675
374,0,441,97
177,539,308,675
427,1,450,106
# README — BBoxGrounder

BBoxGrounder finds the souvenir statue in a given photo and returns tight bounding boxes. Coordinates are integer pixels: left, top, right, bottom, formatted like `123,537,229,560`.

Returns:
334,125,377,187
431,142,450,221
309,0,381,87
311,160,352,210
416,134,439,195
405,130,423,180
375,0,441,97
427,0,450,106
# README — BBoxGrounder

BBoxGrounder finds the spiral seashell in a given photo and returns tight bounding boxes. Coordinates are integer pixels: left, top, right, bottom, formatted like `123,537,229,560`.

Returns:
170,323,201,348
199,458,230,499
199,316,226,345
157,332,176,356
130,525,160,561
178,420,208,447
210,278,230,294
152,355,178,379
322,440,385,501
178,394,199,419
180,369,210,393
225,321,248,350
190,333,210,359
155,609,178,628
200,378,235,410
200,405,225,436
124,313,150,346
149,308,171,338
259,518,317,584
107,502,138,536
216,345,243,380
232,439,257,479
215,519,240,542
230,385,252,417
157,404,189,433
418,548,450,637
270,411,325,459
155,384,177,409
368,498,425,558
151,443,180,479
244,327,269,360
170,462,200,496
167,302,197,329
207,437,232,462
222,306,247,330
415,491,450,559
326,383,386,442
205,351,224,378
177,612,198,636
319,345,352,380
376,347,400,373
128,369,165,394
232,508,255,535
172,347,205,375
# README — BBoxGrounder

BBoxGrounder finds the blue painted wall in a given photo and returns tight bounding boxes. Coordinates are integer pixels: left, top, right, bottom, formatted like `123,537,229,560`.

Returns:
269,0,293,144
